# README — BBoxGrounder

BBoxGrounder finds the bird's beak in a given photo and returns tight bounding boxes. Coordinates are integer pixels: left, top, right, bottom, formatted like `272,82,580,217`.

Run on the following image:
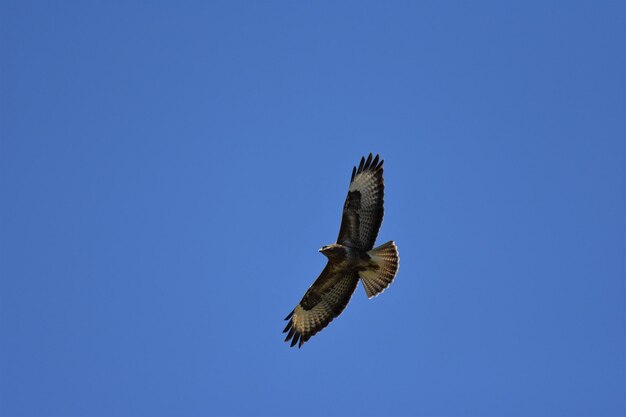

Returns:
318,248,323,252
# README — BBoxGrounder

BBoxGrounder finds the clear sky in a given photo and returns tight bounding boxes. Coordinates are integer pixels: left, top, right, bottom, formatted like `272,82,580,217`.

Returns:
1,1,625,416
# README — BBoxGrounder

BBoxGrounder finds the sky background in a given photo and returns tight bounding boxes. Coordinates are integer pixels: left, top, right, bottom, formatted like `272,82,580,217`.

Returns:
1,1,625,416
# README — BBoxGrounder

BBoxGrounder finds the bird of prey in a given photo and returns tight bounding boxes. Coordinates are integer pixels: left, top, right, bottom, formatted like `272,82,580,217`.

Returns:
283,153,399,348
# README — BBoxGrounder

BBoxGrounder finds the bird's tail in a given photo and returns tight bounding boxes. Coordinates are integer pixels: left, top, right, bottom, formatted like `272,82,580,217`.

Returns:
360,241,399,298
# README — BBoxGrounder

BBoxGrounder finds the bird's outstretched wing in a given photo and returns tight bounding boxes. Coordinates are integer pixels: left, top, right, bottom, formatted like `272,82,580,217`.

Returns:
283,267,359,348
337,153,385,251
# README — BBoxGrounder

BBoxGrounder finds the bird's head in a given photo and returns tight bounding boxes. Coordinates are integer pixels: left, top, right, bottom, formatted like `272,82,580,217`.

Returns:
319,244,346,260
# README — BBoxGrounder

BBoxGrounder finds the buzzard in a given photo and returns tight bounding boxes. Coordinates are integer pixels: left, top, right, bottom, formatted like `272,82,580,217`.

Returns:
283,153,399,348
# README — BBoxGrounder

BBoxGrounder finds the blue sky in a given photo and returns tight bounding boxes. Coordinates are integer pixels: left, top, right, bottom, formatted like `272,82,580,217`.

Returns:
1,1,625,416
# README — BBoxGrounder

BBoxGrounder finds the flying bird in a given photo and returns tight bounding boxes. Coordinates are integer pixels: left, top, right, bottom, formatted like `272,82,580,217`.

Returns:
283,153,399,348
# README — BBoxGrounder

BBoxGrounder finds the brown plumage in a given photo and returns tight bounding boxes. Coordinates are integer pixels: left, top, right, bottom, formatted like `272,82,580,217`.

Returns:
283,154,400,348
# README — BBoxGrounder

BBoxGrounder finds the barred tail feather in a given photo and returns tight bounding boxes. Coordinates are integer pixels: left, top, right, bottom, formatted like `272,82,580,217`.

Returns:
360,241,399,298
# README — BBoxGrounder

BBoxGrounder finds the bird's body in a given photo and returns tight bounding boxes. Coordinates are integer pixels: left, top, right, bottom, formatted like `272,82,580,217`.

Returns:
284,154,400,348
299,244,369,308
